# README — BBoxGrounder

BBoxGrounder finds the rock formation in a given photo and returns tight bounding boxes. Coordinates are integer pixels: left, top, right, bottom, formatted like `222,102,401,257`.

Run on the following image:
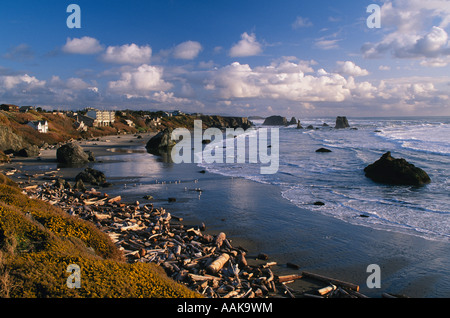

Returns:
56,142,89,165
263,116,288,126
335,116,350,129
75,167,107,186
289,117,297,125
145,128,177,157
199,115,253,130
316,148,332,153
364,152,431,186
296,120,303,129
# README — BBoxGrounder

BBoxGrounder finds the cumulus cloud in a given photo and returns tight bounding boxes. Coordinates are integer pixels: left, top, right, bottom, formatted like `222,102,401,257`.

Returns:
173,41,202,60
361,0,450,64
102,44,152,64
62,36,103,54
0,74,45,90
336,61,369,77
206,61,352,102
108,64,172,97
229,32,263,57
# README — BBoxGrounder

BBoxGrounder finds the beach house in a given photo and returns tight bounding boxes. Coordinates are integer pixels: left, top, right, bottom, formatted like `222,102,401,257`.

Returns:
27,120,49,133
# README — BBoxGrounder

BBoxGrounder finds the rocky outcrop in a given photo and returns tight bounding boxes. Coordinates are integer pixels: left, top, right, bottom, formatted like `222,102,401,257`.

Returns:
145,128,177,154
0,126,27,152
199,115,253,130
289,117,297,125
335,116,350,129
75,167,107,186
263,116,288,126
15,145,40,157
296,120,303,129
364,152,431,186
316,148,332,153
56,142,89,165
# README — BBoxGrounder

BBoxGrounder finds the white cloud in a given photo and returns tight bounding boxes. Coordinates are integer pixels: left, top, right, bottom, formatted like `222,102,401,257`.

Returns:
108,64,172,97
173,41,202,60
62,37,103,54
336,61,369,77
229,32,263,57
361,1,450,64
102,44,152,64
378,65,391,71
207,61,352,102
292,16,313,29
314,38,341,50
0,74,45,90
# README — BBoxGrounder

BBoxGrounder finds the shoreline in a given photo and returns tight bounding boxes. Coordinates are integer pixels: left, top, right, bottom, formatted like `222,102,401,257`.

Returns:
1,132,363,298
2,131,442,298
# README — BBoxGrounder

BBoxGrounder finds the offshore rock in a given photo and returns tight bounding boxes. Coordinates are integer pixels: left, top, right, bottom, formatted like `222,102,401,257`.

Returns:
335,116,350,129
364,152,431,186
263,116,288,126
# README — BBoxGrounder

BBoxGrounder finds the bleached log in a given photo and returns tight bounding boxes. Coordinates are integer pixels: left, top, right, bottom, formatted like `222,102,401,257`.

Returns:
207,253,230,274
302,271,360,291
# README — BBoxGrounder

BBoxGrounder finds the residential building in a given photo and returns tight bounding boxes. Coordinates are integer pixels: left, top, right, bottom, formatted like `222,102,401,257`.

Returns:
19,106,35,112
27,120,49,133
85,109,116,127
0,104,19,112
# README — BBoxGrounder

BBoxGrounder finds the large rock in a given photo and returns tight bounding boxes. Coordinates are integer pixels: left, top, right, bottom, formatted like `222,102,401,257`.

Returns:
263,116,288,126
15,145,40,157
335,116,350,129
145,128,177,154
56,142,89,165
289,117,297,125
364,152,431,186
0,126,26,152
75,167,107,186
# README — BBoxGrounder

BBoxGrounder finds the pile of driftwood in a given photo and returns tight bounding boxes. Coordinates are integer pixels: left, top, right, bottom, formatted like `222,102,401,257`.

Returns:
20,179,379,298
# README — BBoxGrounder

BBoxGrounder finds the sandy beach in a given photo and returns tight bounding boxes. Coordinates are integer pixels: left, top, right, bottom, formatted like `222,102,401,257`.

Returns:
3,131,449,298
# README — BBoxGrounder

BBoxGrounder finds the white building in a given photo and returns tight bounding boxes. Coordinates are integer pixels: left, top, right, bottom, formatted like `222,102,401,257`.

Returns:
85,109,116,127
27,120,48,133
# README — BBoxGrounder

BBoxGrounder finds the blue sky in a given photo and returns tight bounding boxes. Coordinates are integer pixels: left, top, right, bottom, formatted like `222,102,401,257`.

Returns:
1,0,449,117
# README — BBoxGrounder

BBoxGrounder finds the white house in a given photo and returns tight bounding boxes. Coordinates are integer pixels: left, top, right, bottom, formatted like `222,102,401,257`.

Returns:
27,120,48,133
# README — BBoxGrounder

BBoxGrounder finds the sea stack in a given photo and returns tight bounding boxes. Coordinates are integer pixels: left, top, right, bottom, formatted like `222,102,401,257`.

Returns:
364,152,431,186
335,116,350,129
263,115,288,126
145,128,177,153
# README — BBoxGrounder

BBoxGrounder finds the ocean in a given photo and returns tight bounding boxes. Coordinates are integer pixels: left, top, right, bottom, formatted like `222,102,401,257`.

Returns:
198,117,450,243
94,116,450,297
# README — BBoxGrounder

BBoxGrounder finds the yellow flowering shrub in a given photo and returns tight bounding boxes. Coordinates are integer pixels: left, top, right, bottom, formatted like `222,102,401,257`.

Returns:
0,174,200,298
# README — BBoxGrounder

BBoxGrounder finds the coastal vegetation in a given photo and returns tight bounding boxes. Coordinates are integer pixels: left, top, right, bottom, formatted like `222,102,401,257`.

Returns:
0,173,200,298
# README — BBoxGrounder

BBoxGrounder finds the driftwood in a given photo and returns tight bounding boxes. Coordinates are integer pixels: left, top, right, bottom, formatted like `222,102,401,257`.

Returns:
278,274,302,283
17,179,376,299
214,232,226,248
302,271,360,291
207,253,230,274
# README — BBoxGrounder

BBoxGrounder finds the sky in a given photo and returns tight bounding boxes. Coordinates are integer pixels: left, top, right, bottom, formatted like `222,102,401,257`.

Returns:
0,0,449,117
